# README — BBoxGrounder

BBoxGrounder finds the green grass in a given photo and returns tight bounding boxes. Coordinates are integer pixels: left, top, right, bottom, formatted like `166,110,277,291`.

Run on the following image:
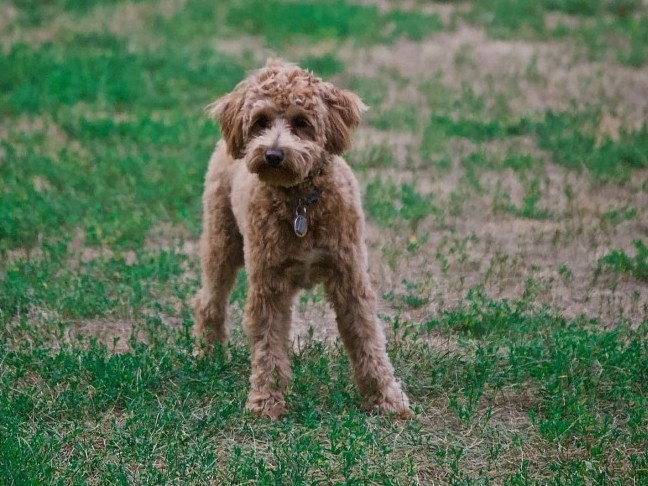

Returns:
1,0,647,483
534,111,648,182
364,179,438,231
463,0,648,66
300,53,345,77
0,246,190,320
10,0,154,25
602,206,637,225
0,32,244,250
419,107,648,183
597,240,648,282
349,76,390,108
0,115,209,249
0,34,244,115
347,144,397,169
505,179,553,220
226,0,443,46
368,105,419,132
2,292,646,483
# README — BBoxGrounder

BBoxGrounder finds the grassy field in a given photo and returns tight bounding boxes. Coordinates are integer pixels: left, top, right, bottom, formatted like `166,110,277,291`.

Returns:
1,0,647,483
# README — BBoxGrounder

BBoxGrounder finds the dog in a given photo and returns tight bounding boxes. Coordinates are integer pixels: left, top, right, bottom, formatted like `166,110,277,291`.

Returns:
193,59,411,419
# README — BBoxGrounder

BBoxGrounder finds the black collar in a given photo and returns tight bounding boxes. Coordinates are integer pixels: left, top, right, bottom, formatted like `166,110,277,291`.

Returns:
280,166,323,204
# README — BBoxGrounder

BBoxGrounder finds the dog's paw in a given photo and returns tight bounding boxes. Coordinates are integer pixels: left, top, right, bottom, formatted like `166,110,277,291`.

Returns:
370,383,413,419
246,389,287,420
192,340,231,361
192,291,229,347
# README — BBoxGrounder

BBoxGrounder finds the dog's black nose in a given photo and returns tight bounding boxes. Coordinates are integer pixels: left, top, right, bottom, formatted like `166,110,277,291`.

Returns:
264,148,284,167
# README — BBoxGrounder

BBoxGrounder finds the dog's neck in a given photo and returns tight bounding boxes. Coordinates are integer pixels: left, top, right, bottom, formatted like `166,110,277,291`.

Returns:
278,163,325,204
277,163,326,238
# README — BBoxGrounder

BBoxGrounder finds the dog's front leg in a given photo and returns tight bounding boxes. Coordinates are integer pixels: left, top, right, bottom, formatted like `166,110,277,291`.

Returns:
325,268,412,418
243,282,295,420
193,174,244,354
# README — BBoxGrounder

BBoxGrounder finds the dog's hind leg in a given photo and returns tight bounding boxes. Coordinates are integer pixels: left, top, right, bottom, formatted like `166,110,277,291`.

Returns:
193,175,243,353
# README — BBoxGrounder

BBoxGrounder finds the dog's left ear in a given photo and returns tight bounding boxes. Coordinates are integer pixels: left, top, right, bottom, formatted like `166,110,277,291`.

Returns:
321,83,368,155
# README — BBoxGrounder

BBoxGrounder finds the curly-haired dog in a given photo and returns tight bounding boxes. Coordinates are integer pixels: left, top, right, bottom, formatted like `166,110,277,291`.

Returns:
193,59,411,419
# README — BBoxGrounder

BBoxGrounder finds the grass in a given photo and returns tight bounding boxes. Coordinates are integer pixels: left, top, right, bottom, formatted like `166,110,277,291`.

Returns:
0,31,241,249
419,108,648,183
3,291,646,483
369,105,419,132
597,240,648,282
364,179,438,231
1,246,189,319
226,0,443,47
1,0,647,483
534,111,648,182
463,0,648,66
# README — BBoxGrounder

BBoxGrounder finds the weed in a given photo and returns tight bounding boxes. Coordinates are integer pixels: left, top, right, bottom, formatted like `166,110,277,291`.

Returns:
364,178,437,230
534,111,648,182
597,240,648,282
559,264,574,283
506,179,553,220
602,206,638,225
384,280,430,310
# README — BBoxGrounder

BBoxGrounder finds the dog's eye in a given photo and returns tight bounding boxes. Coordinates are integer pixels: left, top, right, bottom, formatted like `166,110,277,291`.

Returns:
292,116,310,130
253,115,270,131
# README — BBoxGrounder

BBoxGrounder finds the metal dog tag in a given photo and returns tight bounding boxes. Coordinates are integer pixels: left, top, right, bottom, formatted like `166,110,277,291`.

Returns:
294,207,308,237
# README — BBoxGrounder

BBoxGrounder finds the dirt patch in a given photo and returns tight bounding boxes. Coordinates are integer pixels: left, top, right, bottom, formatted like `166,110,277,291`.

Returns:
0,3,17,33
144,222,197,254
332,18,648,327
1,0,186,49
290,300,338,345
353,0,464,22
411,394,549,483
216,35,268,61
354,155,648,328
339,23,648,126
64,312,184,353
352,126,420,167
67,318,141,353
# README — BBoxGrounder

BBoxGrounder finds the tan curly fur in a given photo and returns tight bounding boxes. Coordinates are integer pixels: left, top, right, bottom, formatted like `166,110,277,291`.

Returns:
193,59,411,419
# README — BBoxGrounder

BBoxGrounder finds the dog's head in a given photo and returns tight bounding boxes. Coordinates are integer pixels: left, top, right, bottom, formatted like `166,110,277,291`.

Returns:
207,59,367,187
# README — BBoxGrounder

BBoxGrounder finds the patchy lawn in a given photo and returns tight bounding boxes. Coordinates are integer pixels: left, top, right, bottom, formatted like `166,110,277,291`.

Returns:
1,0,647,483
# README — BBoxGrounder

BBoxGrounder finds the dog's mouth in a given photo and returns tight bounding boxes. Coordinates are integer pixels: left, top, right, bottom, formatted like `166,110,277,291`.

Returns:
247,147,307,187
255,166,301,186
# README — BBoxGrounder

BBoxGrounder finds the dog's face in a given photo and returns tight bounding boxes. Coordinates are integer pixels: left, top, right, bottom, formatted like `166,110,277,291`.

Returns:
208,60,366,187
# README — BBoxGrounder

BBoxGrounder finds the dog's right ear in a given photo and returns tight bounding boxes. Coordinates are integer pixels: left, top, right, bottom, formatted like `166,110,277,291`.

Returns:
206,89,246,159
